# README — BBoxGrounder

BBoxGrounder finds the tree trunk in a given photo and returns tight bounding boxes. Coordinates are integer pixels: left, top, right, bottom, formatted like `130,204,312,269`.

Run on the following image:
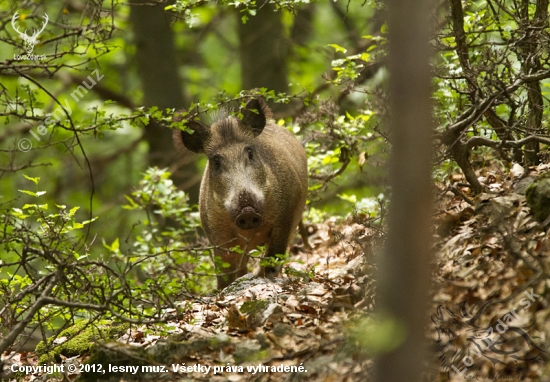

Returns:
129,0,200,202
290,4,315,47
517,0,548,165
374,0,433,380
237,4,289,114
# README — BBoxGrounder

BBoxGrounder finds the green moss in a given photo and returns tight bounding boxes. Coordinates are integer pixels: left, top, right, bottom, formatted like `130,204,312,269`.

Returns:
240,299,268,314
35,320,129,364
208,333,231,348
526,176,550,222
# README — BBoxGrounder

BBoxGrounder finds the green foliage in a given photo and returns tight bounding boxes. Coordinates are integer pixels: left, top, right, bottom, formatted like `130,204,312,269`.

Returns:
345,313,406,356
259,252,289,270
302,102,384,213
2,0,550,374
338,192,386,223
0,169,210,353
284,263,316,282
0,0,382,356
166,0,314,26
328,36,385,85
123,167,199,236
120,168,213,292
433,0,550,183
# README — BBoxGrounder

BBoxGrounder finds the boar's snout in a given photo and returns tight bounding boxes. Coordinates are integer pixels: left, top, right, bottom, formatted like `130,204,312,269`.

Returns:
235,206,263,230
230,191,264,230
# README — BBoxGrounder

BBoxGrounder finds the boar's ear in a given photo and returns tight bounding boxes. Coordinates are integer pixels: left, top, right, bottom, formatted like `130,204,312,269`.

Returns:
242,98,272,136
173,120,209,154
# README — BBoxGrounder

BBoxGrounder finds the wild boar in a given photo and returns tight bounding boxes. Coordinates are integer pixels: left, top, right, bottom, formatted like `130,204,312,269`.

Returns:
173,98,308,289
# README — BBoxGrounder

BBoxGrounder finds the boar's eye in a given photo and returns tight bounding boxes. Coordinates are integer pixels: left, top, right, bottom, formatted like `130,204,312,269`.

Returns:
211,154,222,169
245,147,254,161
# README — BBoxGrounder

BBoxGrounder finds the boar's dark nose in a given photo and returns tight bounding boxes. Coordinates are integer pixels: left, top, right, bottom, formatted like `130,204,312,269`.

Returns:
236,206,262,230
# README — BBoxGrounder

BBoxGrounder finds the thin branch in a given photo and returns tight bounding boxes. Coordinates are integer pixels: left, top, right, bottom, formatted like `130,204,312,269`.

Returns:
14,70,96,244
0,279,55,354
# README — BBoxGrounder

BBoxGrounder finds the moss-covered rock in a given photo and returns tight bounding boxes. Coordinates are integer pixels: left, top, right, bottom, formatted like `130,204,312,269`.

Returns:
525,174,550,223
78,342,151,382
35,320,129,364
73,332,235,381
232,339,263,363
146,333,232,363
240,299,268,314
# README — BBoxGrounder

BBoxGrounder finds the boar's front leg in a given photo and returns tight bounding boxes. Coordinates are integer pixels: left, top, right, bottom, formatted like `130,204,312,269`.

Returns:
263,223,295,279
215,248,249,290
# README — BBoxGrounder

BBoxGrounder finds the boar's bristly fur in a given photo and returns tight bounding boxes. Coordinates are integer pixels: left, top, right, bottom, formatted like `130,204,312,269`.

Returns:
173,98,308,289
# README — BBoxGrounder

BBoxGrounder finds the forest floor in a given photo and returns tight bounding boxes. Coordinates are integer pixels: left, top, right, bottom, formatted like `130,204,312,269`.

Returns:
3,163,550,382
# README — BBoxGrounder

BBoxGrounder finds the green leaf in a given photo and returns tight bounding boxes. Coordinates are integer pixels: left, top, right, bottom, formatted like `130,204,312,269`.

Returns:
337,193,357,203
360,53,370,62
19,189,47,197
328,44,347,53
81,217,98,225
18,190,36,197
11,208,29,219
23,175,40,184
111,238,120,252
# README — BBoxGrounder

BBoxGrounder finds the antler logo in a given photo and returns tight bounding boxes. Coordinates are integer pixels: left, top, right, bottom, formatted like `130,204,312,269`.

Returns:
11,12,49,54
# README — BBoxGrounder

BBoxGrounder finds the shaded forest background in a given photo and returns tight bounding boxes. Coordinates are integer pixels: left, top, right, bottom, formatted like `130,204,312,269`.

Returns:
1,0,550,380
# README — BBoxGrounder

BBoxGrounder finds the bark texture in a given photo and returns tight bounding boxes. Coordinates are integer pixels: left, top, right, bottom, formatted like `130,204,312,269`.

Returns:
130,0,200,202
375,0,433,380
237,4,289,113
